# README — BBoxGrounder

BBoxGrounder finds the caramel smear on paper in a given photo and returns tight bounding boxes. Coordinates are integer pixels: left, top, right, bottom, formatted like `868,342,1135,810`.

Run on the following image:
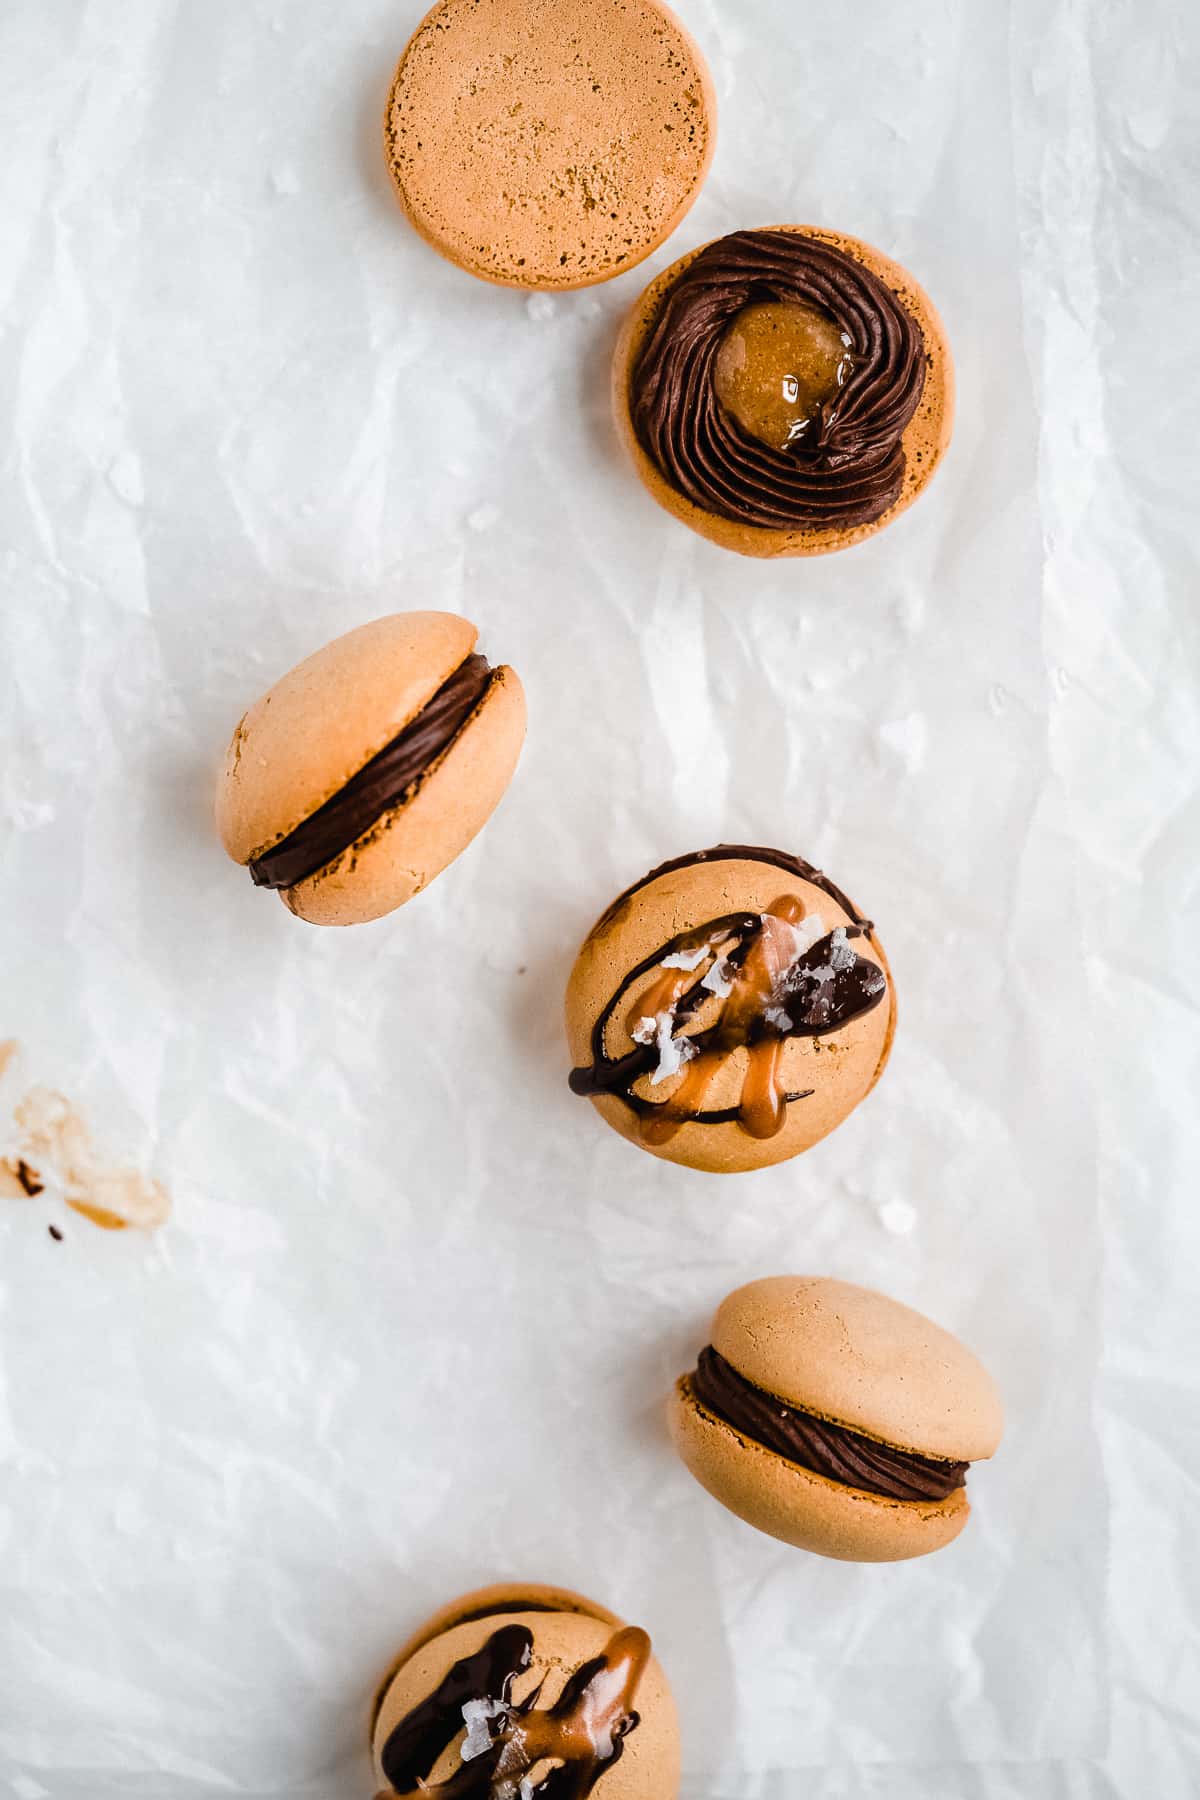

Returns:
0,1039,19,1083
5,1085,170,1232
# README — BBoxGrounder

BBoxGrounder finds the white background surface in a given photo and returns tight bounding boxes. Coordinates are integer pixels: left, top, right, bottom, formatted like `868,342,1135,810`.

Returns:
1,1,1197,1794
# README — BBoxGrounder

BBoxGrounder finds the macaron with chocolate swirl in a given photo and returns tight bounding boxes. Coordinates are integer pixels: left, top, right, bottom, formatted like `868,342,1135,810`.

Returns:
371,1582,681,1798
671,1278,1003,1562
216,612,525,927
614,226,953,557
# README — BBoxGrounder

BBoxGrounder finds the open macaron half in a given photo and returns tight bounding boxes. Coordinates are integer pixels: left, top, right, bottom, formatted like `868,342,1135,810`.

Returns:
384,0,716,291
216,613,525,927
614,226,953,557
670,1277,1003,1561
371,1581,680,1797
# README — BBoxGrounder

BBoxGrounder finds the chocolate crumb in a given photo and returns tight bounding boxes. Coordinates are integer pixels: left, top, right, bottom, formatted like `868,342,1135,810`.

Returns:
48,1224,63,1242
1,1156,44,1199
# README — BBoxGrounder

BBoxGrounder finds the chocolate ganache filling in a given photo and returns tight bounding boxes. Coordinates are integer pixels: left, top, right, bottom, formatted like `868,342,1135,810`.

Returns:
691,1346,968,1502
249,653,494,890
630,229,927,531
570,849,888,1143
379,1618,649,1798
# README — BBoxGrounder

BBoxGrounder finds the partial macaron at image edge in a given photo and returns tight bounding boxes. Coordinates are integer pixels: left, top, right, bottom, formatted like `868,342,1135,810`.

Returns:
370,1582,680,1797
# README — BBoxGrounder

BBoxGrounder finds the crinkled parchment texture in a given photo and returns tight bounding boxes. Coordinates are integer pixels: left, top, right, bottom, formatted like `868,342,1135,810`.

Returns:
0,0,1195,1795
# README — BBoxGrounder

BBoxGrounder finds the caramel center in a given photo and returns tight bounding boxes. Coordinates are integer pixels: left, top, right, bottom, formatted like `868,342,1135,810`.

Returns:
713,300,853,450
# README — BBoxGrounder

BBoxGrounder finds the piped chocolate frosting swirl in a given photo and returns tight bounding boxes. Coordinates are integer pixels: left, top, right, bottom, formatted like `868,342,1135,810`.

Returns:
630,229,928,531
249,653,494,891
691,1346,968,1502
378,1617,649,1798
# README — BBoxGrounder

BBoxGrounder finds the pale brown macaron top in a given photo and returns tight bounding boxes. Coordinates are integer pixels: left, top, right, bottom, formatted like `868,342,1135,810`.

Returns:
565,845,895,1174
371,1581,680,1797
384,0,716,290
670,1277,1004,1563
216,612,525,928
614,226,954,556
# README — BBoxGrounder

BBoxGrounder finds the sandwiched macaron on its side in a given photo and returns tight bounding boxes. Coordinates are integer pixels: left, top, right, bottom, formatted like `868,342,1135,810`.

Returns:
670,1277,1003,1562
217,613,526,927
565,845,895,1173
371,1583,680,1798
614,226,954,557
384,0,716,290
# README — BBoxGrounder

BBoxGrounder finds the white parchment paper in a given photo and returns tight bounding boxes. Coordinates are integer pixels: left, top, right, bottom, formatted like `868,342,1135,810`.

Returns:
1,1,1197,1794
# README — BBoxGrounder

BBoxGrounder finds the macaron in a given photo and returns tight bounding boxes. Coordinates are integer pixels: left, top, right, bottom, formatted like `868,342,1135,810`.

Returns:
384,0,716,291
371,1581,680,1797
670,1278,1003,1562
565,845,895,1174
614,226,954,556
216,613,525,927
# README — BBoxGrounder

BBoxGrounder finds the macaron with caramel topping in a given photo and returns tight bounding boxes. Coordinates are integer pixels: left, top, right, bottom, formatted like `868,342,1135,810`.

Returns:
614,225,953,556
670,1277,1003,1562
371,1582,680,1797
216,613,525,927
565,845,895,1174
384,0,716,290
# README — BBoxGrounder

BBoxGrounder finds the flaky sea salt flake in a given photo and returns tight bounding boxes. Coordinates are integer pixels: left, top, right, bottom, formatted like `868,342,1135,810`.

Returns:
649,1014,697,1086
700,957,734,998
461,1696,507,1762
661,944,710,972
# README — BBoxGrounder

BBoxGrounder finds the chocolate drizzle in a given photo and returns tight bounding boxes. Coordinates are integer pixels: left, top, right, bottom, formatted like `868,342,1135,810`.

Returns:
379,1621,649,1798
691,1346,968,1502
570,863,887,1142
248,654,494,891
630,229,927,531
591,845,870,936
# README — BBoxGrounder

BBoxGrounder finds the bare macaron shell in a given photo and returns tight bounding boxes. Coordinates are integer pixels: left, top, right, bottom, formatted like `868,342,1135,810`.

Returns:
216,612,526,927
670,1277,1003,1562
371,1585,681,1797
385,0,716,290
713,1277,1004,1461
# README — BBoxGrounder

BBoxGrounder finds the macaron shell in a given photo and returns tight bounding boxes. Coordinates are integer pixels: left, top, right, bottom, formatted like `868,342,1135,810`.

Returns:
384,0,716,291
283,665,526,927
374,1583,624,1695
613,225,954,557
670,1377,970,1562
712,1276,1004,1462
372,1605,680,1796
217,612,478,864
564,855,894,1173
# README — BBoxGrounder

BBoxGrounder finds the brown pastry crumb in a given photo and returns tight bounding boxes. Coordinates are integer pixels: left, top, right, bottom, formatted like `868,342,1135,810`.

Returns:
1,1157,44,1199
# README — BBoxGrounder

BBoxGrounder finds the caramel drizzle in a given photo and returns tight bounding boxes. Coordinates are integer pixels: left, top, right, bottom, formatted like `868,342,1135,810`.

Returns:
379,1623,649,1799
569,894,888,1142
